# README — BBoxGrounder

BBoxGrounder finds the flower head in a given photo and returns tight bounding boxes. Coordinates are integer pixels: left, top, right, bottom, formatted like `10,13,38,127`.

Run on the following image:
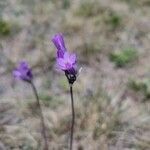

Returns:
52,33,66,58
52,33,78,84
13,61,33,82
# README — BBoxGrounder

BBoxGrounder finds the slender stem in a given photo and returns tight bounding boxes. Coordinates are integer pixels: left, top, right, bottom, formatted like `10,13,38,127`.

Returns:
30,81,49,150
69,84,75,150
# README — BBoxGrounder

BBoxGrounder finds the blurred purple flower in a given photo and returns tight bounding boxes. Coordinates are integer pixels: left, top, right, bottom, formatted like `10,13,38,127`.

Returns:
13,61,33,82
52,33,66,58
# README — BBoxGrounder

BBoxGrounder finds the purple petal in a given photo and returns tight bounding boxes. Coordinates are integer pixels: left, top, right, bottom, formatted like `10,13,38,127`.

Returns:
57,58,67,70
13,70,21,79
57,50,65,58
19,61,29,69
63,52,70,60
68,68,77,74
69,53,77,64
52,33,66,53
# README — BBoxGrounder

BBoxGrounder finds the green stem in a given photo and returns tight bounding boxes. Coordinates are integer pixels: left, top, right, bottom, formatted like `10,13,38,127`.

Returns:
69,84,75,150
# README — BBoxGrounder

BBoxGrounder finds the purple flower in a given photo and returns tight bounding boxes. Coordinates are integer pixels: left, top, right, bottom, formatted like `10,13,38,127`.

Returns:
52,33,77,76
57,52,77,74
13,61,33,82
52,33,66,58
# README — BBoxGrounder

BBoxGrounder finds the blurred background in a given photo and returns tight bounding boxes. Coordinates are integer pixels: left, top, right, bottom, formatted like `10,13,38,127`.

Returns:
0,0,150,149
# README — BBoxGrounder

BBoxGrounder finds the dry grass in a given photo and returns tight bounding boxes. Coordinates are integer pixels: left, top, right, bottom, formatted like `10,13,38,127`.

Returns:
0,0,150,149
